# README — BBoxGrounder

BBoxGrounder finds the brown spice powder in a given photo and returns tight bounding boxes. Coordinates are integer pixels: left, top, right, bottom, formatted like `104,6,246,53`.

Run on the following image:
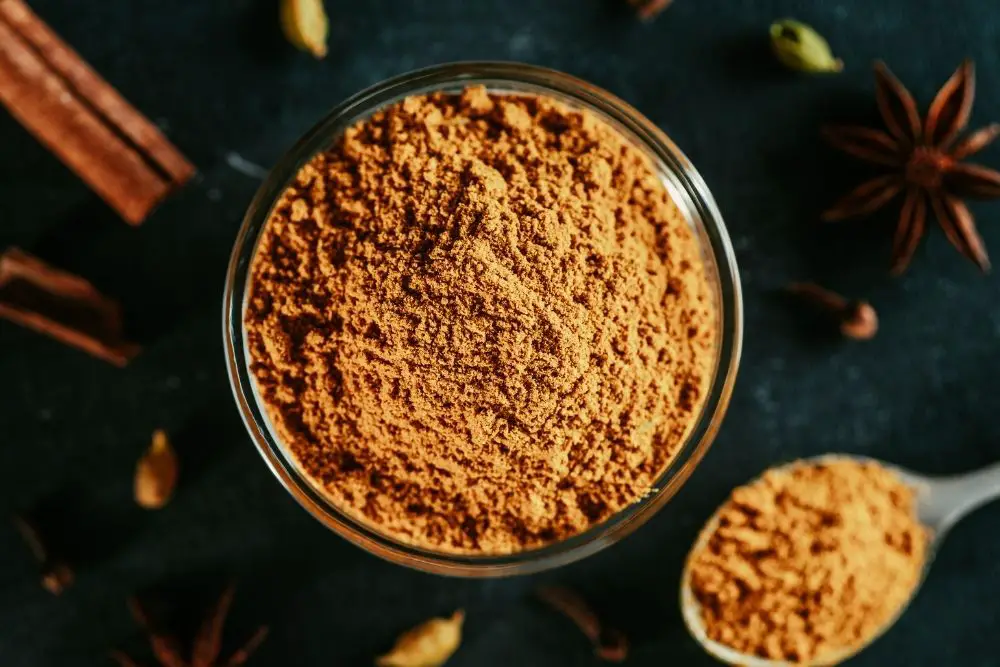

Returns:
245,86,717,554
688,459,927,663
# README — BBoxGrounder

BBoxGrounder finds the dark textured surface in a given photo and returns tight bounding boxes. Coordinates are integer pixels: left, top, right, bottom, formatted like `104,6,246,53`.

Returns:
1,1,999,665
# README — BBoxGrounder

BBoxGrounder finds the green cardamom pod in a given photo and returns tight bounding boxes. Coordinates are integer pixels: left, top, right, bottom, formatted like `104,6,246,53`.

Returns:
281,0,329,59
769,19,843,73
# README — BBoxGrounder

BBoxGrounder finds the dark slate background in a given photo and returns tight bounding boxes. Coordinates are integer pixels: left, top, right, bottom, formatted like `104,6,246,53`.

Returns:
2,0,999,665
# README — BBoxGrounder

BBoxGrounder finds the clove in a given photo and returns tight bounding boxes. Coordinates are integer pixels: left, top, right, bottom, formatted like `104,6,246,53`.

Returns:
786,282,878,341
12,513,74,595
537,586,628,662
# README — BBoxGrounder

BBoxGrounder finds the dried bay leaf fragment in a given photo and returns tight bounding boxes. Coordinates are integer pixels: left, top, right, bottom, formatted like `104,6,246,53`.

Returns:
376,610,464,667
280,0,328,58
134,430,178,509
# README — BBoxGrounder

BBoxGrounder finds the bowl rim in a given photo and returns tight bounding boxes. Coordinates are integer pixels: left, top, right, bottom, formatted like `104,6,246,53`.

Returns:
222,61,744,577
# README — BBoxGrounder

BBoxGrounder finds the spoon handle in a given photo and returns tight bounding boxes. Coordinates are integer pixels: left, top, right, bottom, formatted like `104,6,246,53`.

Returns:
934,461,1000,532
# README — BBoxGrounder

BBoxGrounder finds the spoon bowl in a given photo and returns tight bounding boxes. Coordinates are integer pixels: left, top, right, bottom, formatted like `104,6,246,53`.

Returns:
680,454,1000,666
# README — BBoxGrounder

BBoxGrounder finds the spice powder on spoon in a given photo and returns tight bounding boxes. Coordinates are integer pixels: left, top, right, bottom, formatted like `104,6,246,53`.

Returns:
687,458,928,663
244,86,718,554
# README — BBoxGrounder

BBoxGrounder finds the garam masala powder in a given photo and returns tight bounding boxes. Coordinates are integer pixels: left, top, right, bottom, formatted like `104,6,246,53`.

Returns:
687,458,927,663
245,86,718,554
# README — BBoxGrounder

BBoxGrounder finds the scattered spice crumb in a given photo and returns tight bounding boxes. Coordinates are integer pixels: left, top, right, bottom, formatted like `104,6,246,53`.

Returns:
687,458,927,664
376,610,464,667
537,587,628,662
134,430,179,510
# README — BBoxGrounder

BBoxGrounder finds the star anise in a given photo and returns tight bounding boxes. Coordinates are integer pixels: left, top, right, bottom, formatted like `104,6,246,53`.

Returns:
627,0,672,20
822,59,1000,274
111,584,268,667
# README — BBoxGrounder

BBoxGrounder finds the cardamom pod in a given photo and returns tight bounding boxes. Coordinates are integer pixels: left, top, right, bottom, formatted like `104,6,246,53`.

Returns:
280,0,329,59
134,430,178,509
376,611,464,667
769,19,843,73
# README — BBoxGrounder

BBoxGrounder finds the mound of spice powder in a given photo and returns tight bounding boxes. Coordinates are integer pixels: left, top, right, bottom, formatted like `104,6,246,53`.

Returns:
245,86,718,553
688,459,927,663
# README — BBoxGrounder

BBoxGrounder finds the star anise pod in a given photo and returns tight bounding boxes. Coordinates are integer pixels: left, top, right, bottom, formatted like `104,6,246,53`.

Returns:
111,584,268,667
823,59,1000,274
627,0,672,20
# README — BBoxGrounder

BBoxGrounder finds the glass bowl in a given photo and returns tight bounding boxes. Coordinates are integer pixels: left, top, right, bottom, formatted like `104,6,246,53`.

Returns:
223,62,743,577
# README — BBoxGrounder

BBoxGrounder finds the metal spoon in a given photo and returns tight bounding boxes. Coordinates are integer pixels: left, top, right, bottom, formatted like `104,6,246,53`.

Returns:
680,455,1000,667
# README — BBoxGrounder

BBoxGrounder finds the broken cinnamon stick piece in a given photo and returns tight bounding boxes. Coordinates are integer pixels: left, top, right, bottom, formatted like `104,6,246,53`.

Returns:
0,248,140,366
0,0,193,224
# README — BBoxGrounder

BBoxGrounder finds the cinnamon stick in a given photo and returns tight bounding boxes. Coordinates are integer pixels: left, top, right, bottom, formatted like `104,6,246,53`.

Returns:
0,0,193,224
0,247,140,366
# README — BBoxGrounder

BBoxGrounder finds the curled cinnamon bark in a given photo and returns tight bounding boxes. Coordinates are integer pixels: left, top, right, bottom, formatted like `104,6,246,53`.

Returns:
0,248,140,365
